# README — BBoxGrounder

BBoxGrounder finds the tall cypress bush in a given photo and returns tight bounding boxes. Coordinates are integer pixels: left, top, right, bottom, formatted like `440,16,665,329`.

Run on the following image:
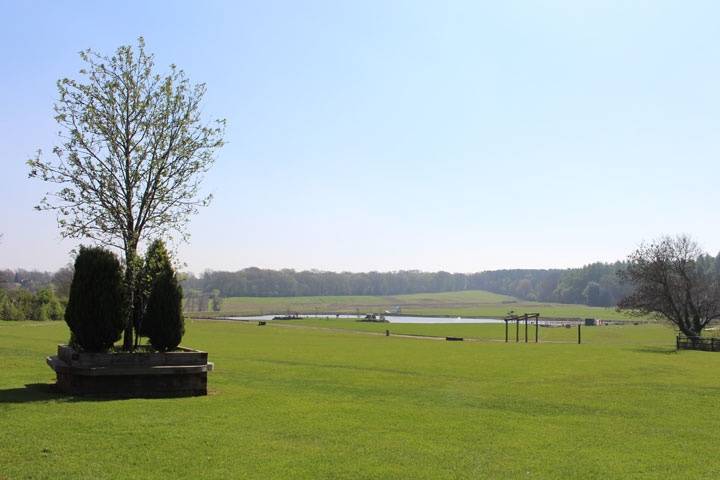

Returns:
135,240,171,338
64,246,124,352
142,240,185,351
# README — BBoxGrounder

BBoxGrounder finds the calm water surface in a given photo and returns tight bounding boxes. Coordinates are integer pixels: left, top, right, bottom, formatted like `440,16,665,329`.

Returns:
224,314,503,324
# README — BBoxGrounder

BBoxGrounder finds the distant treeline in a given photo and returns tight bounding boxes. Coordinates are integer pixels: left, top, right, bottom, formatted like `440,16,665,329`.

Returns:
0,261,637,313
0,268,72,320
182,262,633,307
471,263,631,306
0,287,65,321
0,268,72,295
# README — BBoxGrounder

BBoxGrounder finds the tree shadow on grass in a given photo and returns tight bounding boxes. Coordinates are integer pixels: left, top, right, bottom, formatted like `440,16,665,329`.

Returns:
0,383,63,404
0,383,127,404
631,346,678,355
0,383,200,403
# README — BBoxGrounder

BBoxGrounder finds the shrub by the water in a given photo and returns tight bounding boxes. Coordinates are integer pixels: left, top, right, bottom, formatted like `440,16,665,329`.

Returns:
64,246,125,352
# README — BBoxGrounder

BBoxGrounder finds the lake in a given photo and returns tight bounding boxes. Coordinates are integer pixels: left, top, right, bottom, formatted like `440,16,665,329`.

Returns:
223,314,503,324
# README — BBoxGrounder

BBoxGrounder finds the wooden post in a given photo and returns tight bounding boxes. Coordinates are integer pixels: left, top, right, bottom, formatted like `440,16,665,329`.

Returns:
386,329,390,337
577,324,581,344
524,314,528,343
516,319,519,343
535,315,539,343
676,335,680,351
505,320,508,343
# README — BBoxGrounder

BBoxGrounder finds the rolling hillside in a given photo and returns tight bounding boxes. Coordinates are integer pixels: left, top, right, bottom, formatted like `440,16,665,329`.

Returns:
189,290,646,321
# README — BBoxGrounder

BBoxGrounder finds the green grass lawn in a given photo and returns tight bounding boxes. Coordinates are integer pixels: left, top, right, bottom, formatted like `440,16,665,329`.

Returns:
194,290,645,321
2,319,719,479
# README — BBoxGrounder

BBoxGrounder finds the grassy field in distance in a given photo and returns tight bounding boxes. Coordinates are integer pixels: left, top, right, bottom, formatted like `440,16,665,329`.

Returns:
1,319,719,479
190,289,648,321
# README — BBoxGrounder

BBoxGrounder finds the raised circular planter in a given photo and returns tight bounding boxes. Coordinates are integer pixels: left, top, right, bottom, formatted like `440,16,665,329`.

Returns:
46,345,213,397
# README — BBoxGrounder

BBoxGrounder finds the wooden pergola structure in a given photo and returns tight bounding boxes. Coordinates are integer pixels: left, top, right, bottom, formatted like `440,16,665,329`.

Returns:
504,313,540,343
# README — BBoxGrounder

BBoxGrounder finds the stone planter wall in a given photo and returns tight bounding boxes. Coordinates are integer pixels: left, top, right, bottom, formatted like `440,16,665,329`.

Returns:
47,345,213,397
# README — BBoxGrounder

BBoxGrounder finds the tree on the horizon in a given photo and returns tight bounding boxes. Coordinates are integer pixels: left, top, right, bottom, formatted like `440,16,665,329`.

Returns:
50,265,74,299
618,235,720,337
28,37,225,350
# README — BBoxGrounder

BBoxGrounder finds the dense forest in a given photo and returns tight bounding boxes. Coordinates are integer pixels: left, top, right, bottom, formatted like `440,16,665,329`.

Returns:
182,262,633,307
0,261,637,318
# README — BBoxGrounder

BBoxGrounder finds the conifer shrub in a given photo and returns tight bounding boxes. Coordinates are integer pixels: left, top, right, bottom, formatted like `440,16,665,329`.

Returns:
135,240,171,338
145,269,185,351
64,246,125,352
142,240,185,351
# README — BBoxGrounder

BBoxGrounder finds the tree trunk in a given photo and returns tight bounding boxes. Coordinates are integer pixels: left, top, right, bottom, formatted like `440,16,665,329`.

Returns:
678,322,699,339
122,246,138,351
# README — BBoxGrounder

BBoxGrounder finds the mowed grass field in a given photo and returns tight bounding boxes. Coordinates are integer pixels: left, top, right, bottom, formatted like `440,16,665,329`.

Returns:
2,319,720,479
282,318,673,344
195,290,645,321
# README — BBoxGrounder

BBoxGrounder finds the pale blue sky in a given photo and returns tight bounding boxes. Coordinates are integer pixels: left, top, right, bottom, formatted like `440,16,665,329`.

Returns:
1,0,719,273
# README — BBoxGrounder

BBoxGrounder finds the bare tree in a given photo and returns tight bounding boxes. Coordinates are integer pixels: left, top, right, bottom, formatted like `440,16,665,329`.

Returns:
618,235,720,337
28,38,225,349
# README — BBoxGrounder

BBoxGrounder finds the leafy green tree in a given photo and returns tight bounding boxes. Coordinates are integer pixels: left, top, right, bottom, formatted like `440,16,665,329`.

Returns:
28,38,225,350
51,266,74,299
582,281,602,307
65,246,125,352
32,288,64,321
210,289,222,312
7,290,34,320
618,235,720,337
1,291,15,321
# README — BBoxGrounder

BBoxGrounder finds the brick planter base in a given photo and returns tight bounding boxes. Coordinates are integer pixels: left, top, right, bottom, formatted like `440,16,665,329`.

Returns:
46,345,213,398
